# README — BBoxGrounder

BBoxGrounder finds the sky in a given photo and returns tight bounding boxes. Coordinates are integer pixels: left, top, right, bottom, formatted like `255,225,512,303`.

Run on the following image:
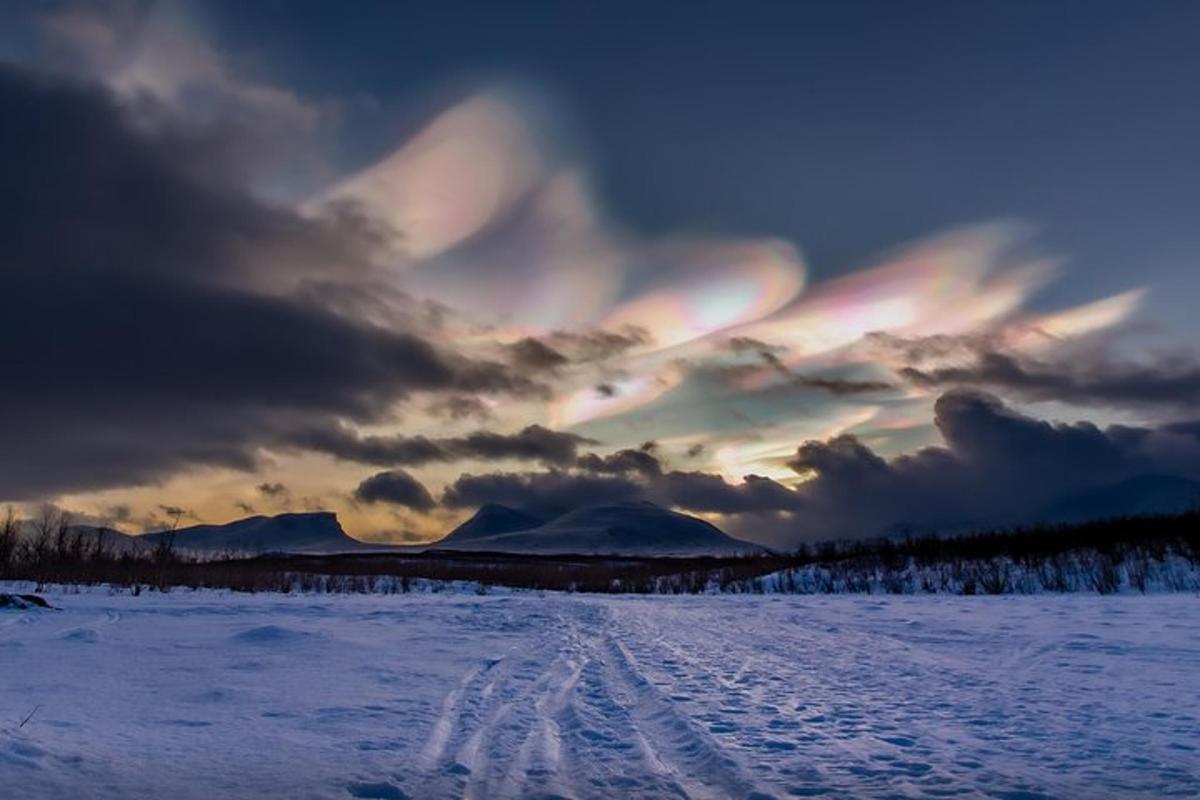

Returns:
2,0,1200,546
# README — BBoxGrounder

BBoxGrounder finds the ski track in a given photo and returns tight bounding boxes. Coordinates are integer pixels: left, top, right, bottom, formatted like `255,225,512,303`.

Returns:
0,586,1197,799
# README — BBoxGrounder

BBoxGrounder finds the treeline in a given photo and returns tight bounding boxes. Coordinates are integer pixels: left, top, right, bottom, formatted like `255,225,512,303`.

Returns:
2,507,1198,596
0,507,185,594
741,511,1200,596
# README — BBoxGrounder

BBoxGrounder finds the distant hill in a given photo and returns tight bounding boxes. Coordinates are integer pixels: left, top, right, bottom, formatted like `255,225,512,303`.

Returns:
434,501,765,556
1044,474,1200,523
14,521,140,553
440,504,547,544
140,512,363,554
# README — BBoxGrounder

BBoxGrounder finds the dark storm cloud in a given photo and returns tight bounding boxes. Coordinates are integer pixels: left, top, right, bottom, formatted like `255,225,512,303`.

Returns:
780,389,1200,541
507,337,571,373
439,426,597,465
898,351,1200,414
863,331,999,365
424,394,495,422
287,426,446,467
752,349,895,397
437,390,1200,547
542,327,653,362
792,374,895,397
0,64,539,501
257,483,289,497
725,336,785,354
575,448,664,477
500,327,653,376
655,472,800,514
290,424,595,468
441,463,802,519
353,470,436,511
712,346,894,397
867,331,1200,414
442,471,644,518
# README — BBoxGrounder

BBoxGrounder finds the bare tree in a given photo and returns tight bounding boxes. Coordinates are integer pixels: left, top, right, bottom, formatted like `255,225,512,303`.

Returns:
0,506,18,575
154,506,185,564
152,506,186,591
53,508,72,562
26,504,58,587
90,520,112,563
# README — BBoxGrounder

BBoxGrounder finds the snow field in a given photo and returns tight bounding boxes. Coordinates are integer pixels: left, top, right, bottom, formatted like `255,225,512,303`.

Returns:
1,585,1198,799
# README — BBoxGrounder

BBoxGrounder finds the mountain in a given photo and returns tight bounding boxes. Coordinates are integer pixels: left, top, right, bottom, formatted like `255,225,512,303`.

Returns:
140,512,363,554
1044,474,1200,523
440,504,548,544
15,523,141,554
433,501,765,556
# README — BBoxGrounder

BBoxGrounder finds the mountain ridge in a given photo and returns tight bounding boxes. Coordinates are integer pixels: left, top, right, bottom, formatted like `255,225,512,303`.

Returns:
140,511,363,554
441,504,548,544
435,500,765,556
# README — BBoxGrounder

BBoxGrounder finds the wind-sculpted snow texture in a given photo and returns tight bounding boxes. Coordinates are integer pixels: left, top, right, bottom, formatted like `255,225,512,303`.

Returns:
1,587,1197,799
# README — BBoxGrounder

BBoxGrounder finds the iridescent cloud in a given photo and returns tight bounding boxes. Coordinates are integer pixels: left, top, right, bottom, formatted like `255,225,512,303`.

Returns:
320,93,546,260
736,227,1048,356
316,91,808,341
600,238,806,352
550,368,687,428
1010,289,1145,351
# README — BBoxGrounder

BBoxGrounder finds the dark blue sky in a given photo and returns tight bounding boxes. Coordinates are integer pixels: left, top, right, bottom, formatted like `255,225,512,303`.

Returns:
200,0,1200,323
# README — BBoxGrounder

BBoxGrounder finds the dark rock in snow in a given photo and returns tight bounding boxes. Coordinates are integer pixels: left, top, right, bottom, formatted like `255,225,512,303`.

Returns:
0,593,51,610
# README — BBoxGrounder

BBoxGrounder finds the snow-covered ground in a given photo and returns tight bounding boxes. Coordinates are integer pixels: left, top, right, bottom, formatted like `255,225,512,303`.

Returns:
1,586,1198,799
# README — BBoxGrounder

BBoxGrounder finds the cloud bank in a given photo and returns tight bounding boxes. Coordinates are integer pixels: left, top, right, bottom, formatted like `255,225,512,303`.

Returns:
428,390,1200,546
0,64,538,500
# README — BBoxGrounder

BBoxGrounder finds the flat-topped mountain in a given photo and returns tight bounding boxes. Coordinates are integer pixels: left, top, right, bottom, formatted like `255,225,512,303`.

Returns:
140,512,362,554
436,500,764,556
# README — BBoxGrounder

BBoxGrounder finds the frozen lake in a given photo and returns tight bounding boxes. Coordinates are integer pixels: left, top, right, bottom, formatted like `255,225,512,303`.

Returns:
1,587,1198,799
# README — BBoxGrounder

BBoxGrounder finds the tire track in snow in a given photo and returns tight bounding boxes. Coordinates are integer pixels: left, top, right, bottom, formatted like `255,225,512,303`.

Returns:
408,607,585,798
554,640,670,797
499,613,587,799
543,603,766,799
598,632,764,800
418,659,492,772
